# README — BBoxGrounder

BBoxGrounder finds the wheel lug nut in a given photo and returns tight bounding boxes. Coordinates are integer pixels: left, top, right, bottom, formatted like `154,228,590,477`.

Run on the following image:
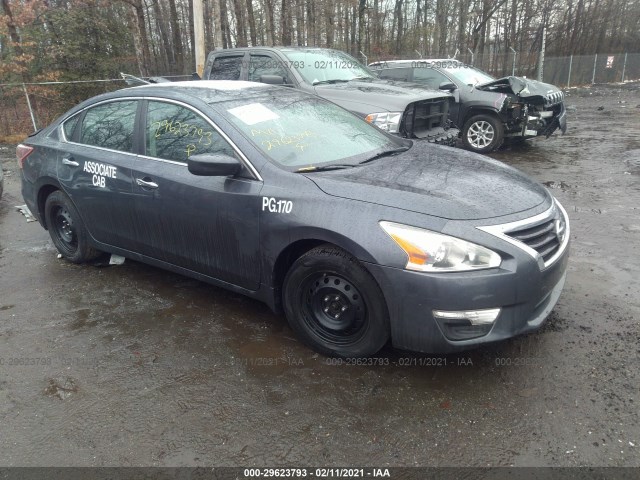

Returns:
324,308,329,313
335,313,341,319
324,296,330,302
341,306,347,312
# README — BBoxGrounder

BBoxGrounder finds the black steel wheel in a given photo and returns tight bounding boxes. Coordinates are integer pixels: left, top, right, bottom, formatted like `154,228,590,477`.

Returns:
283,245,389,358
44,190,101,263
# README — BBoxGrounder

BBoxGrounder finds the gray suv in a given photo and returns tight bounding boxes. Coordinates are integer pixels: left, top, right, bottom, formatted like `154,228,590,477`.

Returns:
203,47,458,146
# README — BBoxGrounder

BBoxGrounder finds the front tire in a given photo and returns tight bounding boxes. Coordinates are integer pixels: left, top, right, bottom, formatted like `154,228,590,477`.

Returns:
462,114,504,153
44,190,100,263
282,245,390,358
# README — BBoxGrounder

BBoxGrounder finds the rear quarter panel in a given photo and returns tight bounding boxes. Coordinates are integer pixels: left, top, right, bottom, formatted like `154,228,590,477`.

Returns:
20,135,64,223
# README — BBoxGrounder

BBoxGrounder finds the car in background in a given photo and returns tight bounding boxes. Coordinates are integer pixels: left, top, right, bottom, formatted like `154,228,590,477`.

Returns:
202,47,458,145
369,59,567,153
19,81,569,358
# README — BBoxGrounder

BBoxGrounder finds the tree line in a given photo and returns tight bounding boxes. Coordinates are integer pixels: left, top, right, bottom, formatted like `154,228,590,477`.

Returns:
1,0,638,85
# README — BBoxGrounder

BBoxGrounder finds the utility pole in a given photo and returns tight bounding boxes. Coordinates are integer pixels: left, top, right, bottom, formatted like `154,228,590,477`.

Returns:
537,22,546,81
193,0,205,77
509,47,516,76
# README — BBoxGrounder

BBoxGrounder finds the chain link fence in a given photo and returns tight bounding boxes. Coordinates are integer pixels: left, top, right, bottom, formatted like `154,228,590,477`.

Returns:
0,79,128,141
429,51,640,87
0,76,191,140
543,53,639,87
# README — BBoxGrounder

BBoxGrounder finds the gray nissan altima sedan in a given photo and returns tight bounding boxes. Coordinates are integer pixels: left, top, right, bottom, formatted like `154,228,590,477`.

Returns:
18,81,569,358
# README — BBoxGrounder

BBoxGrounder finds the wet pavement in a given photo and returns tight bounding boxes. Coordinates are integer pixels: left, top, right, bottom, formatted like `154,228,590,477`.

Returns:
0,83,639,467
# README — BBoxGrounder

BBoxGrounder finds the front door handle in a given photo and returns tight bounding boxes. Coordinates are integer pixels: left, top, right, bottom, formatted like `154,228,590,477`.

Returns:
136,178,159,189
62,157,79,167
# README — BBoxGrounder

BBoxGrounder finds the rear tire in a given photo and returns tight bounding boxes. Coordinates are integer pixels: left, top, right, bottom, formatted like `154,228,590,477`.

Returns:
462,114,504,153
44,190,101,263
282,245,390,358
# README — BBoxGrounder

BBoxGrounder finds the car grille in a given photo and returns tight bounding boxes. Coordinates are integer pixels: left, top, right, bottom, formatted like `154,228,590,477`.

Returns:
545,91,564,106
478,200,569,270
505,217,564,263
401,99,448,139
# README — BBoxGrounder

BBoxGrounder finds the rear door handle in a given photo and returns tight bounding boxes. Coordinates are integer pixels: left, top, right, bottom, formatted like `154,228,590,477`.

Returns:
136,178,159,189
62,157,79,167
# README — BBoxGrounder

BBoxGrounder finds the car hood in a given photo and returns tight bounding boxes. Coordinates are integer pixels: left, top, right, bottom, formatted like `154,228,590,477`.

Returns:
304,143,549,221
477,76,562,103
314,78,450,115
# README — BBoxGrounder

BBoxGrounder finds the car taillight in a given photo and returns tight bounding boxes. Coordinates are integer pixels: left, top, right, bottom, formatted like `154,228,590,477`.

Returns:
16,144,34,169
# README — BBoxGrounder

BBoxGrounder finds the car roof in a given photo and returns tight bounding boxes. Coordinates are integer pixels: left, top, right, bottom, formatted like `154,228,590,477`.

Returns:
127,80,271,101
87,80,287,107
131,80,268,90
370,59,464,67
212,46,345,52
49,80,296,128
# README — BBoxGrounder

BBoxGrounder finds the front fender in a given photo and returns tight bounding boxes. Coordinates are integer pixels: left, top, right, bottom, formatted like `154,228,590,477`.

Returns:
464,105,506,124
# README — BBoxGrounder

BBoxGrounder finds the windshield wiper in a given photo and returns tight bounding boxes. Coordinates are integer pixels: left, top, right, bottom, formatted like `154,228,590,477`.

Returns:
359,147,410,164
312,79,350,85
295,164,357,173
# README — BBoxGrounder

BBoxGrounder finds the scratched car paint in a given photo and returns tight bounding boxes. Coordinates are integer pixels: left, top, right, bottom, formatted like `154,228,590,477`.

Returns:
18,80,570,358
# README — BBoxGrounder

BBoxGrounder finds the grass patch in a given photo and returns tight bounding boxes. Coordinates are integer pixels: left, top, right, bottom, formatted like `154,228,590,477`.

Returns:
0,134,27,144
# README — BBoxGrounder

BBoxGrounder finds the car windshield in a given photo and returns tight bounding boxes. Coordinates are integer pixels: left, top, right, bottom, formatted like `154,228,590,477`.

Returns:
214,90,398,169
281,49,376,84
442,65,495,86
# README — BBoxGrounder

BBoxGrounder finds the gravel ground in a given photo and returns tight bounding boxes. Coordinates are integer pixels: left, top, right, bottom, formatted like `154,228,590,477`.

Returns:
0,82,639,469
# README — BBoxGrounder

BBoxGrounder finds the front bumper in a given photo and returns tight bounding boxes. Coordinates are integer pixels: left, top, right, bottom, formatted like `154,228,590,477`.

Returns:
526,102,567,138
365,229,569,354
503,101,567,139
557,103,568,134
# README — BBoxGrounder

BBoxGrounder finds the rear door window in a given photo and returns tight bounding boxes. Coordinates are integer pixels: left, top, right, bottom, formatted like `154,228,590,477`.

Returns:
78,101,138,152
210,55,244,80
145,101,235,163
62,115,80,141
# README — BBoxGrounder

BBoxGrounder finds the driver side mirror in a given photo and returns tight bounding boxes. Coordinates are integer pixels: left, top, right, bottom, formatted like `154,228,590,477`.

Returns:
187,153,241,177
260,74,285,85
260,74,294,87
439,81,457,92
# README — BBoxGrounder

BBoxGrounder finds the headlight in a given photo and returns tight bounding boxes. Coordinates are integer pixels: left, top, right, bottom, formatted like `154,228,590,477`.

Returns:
380,221,501,272
365,112,402,134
